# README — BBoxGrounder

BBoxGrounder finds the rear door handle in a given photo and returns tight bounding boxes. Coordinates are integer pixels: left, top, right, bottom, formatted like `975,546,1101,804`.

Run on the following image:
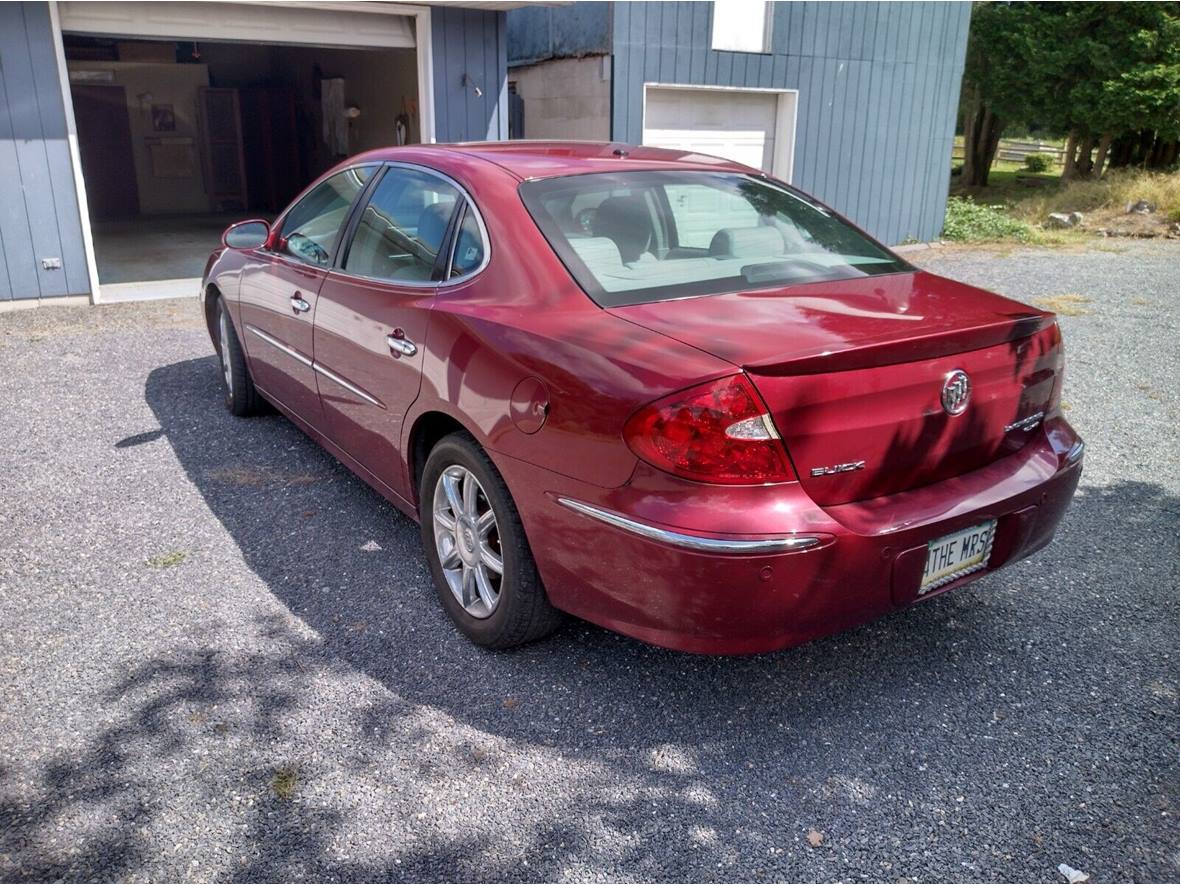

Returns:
386,333,417,357
290,293,311,313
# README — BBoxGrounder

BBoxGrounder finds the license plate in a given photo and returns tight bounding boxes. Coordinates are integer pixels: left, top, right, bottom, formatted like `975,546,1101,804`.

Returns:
919,519,997,595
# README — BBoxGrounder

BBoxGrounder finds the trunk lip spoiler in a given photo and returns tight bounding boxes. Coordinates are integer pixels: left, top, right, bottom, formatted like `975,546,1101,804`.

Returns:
741,313,1055,377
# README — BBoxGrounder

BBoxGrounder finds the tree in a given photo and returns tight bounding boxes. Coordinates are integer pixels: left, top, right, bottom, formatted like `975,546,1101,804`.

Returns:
957,2,1180,184
957,3,1018,187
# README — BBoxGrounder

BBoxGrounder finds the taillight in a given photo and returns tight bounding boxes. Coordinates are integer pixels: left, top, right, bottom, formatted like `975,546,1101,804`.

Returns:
1048,323,1066,412
623,374,795,485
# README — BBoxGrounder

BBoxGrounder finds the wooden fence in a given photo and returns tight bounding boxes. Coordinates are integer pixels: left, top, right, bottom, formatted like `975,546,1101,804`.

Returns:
952,138,1066,166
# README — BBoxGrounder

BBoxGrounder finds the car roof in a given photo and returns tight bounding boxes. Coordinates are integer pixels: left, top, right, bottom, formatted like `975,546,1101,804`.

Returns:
356,141,756,181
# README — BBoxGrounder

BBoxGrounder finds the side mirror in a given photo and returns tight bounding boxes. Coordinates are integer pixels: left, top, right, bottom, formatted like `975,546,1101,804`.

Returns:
222,219,270,250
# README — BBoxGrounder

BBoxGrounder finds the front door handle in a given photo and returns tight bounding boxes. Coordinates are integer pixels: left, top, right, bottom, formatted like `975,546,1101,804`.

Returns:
290,293,311,313
386,333,417,357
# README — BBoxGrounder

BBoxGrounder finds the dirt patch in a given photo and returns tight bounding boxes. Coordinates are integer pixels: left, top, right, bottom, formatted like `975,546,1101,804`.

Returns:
1083,208,1180,239
145,550,188,569
206,465,325,488
1032,293,1092,316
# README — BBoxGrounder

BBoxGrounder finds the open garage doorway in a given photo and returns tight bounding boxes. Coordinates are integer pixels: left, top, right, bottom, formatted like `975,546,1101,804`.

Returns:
57,2,426,301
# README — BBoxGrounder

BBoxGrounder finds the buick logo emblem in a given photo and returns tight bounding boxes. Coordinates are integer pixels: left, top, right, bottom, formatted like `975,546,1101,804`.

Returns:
941,370,971,415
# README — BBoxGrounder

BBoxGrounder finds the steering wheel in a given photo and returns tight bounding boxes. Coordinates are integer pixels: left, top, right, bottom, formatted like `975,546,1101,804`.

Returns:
575,208,597,235
285,232,329,266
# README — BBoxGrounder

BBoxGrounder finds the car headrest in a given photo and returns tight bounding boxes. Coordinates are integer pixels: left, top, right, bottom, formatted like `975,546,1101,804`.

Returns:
708,226,785,259
591,196,653,263
569,236,624,270
417,202,452,254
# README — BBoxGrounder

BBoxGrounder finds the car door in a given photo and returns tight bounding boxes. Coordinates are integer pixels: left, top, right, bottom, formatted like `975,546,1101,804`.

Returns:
237,165,374,424
313,163,486,500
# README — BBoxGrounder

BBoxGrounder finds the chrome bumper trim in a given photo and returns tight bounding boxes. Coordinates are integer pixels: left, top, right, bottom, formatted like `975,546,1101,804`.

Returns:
556,497,822,555
1066,440,1085,464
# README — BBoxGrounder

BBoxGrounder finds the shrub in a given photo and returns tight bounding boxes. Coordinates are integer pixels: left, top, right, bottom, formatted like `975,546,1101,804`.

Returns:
942,196,1032,242
1023,153,1053,173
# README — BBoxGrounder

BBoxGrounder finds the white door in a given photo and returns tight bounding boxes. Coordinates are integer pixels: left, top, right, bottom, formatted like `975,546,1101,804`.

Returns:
642,86,796,180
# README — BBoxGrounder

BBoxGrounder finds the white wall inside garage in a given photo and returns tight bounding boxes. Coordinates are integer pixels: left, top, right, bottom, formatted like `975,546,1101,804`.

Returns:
67,60,213,215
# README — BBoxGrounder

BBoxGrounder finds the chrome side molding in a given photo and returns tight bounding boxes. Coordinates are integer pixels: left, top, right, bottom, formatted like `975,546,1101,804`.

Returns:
1066,439,1085,464
313,362,384,409
245,323,384,409
556,497,822,555
246,324,312,367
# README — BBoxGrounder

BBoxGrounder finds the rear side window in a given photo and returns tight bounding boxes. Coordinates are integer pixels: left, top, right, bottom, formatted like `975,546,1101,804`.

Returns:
448,206,486,278
344,167,460,283
520,171,910,307
278,166,373,267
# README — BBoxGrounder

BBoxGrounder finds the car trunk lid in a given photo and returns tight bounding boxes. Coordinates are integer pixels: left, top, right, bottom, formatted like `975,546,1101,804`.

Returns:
609,271,1063,505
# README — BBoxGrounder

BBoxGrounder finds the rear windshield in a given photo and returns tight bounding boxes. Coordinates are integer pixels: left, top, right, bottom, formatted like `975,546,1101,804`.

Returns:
519,171,911,307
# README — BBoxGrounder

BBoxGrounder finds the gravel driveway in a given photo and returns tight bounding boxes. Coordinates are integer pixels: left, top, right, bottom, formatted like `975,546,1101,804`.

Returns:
1,240,1177,882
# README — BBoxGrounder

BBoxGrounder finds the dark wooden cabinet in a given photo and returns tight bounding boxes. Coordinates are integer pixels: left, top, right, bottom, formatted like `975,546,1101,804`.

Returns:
239,87,301,213
71,83,140,219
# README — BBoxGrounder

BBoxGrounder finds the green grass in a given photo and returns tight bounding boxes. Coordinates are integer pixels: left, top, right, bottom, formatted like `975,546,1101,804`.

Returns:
952,160,1060,199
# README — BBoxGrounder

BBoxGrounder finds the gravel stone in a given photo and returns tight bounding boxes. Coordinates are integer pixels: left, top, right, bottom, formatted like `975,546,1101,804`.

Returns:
0,240,1177,881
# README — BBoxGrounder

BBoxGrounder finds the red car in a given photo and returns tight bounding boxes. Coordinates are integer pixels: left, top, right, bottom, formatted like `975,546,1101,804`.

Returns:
201,142,1083,654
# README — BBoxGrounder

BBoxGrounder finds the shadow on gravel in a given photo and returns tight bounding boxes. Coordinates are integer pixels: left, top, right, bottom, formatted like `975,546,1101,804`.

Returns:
3,355,1176,881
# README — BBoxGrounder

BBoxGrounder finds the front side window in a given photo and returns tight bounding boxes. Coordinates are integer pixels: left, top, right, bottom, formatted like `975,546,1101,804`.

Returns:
344,167,461,282
278,166,373,267
520,171,910,307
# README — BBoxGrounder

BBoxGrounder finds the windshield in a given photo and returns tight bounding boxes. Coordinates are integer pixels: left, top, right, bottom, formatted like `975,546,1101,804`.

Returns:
519,171,912,307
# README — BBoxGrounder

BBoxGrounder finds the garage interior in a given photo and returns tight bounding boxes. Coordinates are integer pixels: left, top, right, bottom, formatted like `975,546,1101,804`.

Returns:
63,34,420,295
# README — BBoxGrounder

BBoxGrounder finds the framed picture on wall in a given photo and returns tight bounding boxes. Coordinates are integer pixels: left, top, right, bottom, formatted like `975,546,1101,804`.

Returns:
151,104,176,132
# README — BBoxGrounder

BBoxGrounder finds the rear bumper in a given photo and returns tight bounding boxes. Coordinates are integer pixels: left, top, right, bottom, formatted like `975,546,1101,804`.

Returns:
500,418,1084,655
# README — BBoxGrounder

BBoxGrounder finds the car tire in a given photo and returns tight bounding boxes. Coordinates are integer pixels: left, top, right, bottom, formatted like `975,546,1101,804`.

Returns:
420,432,563,649
215,296,263,417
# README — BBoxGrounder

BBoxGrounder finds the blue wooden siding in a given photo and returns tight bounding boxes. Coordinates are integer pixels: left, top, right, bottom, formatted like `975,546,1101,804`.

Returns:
611,1,970,244
508,2,611,67
0,2,89,300
432,6,509,142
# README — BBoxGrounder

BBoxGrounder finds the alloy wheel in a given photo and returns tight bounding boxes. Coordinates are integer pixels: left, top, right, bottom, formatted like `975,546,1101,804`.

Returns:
432,464,504,618
218,308,233,390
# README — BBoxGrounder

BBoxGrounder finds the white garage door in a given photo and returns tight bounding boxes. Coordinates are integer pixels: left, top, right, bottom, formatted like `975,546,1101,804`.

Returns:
58,1,415,49
642,85,796,180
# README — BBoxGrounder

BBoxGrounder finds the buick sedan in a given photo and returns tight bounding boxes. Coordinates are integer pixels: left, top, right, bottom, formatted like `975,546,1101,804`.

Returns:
200,142,1083,654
